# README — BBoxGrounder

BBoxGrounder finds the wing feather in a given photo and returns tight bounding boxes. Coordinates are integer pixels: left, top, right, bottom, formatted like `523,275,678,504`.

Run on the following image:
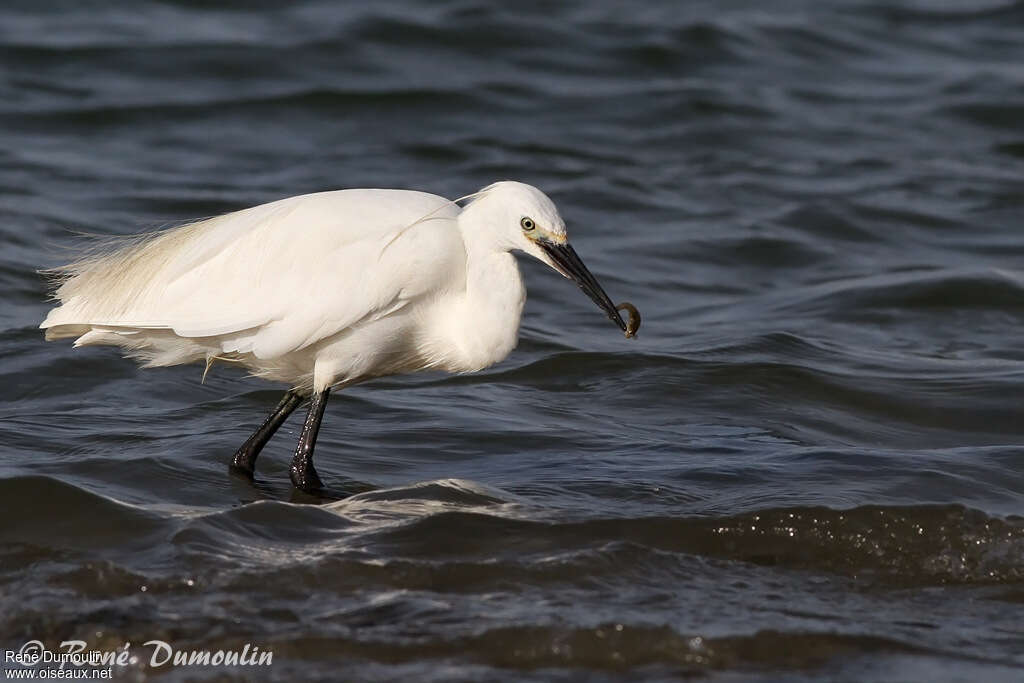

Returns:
41,189,465,359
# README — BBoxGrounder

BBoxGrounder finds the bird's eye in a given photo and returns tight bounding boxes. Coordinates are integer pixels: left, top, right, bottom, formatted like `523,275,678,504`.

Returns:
521,217,535,231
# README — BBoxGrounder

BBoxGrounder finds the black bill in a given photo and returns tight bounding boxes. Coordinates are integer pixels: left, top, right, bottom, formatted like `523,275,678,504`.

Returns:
539,240,627,333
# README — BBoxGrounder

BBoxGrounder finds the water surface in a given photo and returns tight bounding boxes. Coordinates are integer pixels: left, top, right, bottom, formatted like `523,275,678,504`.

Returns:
1,1,1023,680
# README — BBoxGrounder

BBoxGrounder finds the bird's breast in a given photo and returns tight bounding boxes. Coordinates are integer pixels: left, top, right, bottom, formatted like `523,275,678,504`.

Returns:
421,252,526,374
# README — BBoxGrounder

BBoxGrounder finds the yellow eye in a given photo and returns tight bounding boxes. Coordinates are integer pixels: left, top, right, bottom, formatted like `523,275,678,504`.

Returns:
520,217,535,231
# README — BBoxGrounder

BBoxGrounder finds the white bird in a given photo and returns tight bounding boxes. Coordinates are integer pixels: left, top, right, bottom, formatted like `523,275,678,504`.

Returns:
40,181,636,493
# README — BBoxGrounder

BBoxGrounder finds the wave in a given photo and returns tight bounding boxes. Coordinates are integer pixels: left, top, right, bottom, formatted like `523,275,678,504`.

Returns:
270,625,937,671
2,477,1019,589
358,502,1024,588
1,87,490,128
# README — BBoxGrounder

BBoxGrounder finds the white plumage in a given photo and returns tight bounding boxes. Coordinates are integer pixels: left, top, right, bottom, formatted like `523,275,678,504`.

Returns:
41,180,631,492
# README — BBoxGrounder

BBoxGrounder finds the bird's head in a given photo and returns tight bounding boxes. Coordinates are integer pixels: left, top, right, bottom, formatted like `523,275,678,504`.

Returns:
464,181,628,334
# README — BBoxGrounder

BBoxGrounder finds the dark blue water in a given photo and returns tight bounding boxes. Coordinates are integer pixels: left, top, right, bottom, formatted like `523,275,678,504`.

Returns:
2,1,1023,680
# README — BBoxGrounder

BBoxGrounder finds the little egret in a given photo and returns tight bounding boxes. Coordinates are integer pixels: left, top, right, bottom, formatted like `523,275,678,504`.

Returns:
41,181,637,493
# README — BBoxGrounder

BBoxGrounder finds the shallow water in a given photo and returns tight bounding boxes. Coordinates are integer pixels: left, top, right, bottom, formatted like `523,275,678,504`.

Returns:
2,1,1023,680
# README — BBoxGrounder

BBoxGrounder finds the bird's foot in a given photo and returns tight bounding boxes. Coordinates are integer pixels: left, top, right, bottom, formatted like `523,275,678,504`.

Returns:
289,460,324,493
229,449,257,479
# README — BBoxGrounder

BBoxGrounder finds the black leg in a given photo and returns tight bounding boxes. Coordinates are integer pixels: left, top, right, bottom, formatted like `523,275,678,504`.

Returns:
230,390,303,478
290,388,330,492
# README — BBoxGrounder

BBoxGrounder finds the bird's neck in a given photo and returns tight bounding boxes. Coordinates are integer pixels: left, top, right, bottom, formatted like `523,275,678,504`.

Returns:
450,232,525,372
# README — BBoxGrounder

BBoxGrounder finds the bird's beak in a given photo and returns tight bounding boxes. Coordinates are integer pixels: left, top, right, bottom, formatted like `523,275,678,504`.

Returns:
539,240,627,333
